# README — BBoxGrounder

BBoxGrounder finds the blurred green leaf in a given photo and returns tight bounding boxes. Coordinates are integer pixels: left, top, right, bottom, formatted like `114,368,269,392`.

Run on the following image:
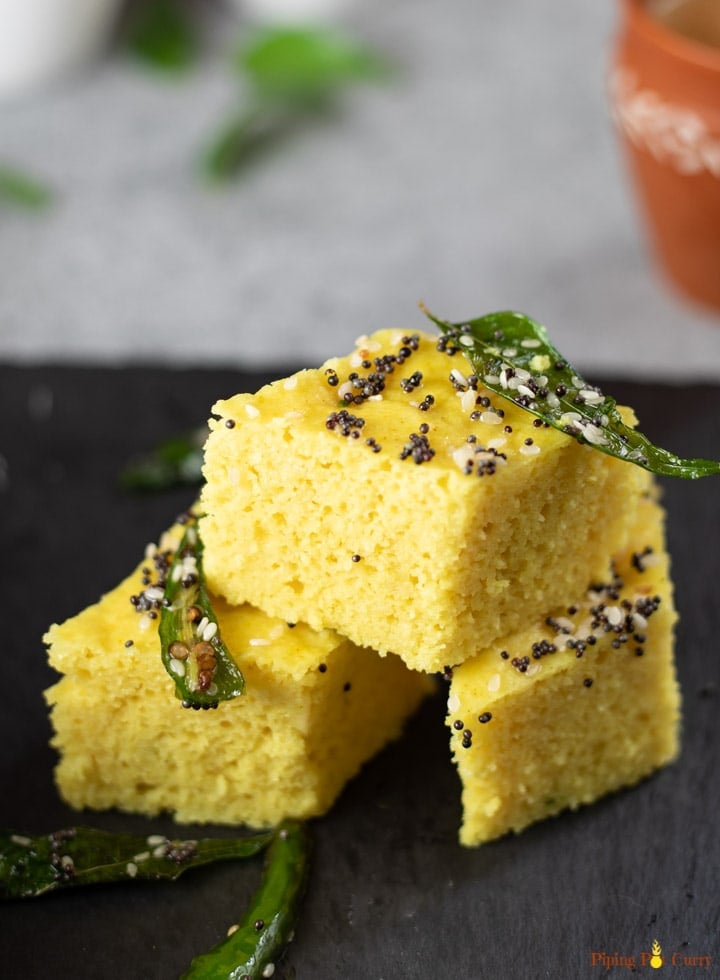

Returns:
120,428,205,492
0,166,52,210
203,109,267,181
203,25,390,181
127,0,197,73
238,25,389,105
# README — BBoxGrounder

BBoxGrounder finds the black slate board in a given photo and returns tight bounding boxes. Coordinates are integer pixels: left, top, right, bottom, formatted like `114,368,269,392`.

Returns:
1,365,719,979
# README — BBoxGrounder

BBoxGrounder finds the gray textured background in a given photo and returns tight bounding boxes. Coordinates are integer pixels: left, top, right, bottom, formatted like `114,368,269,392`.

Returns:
2,0,720,377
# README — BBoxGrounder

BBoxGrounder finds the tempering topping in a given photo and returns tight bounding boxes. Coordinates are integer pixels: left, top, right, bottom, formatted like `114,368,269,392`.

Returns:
156,514,246,709
422,305,720,479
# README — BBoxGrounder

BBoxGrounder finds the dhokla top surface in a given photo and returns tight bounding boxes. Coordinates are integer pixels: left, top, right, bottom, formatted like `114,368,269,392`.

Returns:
201,329,648,671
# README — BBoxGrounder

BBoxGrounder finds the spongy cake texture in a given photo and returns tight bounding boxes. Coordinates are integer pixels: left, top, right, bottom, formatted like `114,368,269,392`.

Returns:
201,329,648,672
44,530,432,827
446,490,680,846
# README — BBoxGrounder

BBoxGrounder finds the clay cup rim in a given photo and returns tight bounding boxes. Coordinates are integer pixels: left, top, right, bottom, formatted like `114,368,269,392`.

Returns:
624,0,720,76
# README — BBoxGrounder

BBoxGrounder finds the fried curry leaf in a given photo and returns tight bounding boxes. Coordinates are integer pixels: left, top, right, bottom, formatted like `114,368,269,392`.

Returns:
423,306,720,479
0,827,271,900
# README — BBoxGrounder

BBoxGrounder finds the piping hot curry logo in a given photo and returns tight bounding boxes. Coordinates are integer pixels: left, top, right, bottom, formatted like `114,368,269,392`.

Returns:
649,940,663,969
590,937,713,971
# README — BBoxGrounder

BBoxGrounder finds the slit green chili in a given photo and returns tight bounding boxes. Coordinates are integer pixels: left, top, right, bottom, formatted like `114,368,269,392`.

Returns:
160,516,246,709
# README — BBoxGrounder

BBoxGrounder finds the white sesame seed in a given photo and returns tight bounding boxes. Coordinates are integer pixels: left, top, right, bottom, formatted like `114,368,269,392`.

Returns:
144,586,164,602
460,389,476,413
202,622,218,642
169,659,186,678
519,443,541,456
147,835,166,846
447,693,460,713
349,352,364,368
499,369,508,389
606,605,623,627
337,381,354,402
144,543,157,560
249,637,271,646
227,924,240,938
61,855,74,870
579,389,604,405
262,965,275,978
554,616,576,633
487,673,501,692
476,450,507,467
487,437,507,450
354,334,381,352
153,844,169,859
521,338,541,348
126,862,138,878
452,446,475,471
484,374,500,385
459,334,474,347
479,411,503,425
502,347,518,358
138,614,153,632
546,393,560,409
582,424,609,446
244,404,260,419
507,376,521,390
526,664,541,677
171,565,183,582
196,616,209,636
517,384,535,399
159,532,176,553
632,612,648,630
450,368,468,388
133,852,150,863
10,834,31,846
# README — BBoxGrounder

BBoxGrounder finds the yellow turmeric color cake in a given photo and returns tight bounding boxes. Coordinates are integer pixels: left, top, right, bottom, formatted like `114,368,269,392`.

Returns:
201,329,648,673
45,528,432,828
447,489,680,846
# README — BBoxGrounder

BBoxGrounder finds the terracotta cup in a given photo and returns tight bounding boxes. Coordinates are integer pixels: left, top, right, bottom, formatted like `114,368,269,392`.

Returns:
610,0,720,311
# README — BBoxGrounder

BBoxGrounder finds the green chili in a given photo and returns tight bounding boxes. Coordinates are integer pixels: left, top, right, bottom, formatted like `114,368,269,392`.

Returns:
182,821,310,980
160,516,246,709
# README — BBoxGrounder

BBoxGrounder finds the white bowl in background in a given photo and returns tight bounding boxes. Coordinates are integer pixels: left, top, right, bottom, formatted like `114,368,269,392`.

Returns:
0,0,122,98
